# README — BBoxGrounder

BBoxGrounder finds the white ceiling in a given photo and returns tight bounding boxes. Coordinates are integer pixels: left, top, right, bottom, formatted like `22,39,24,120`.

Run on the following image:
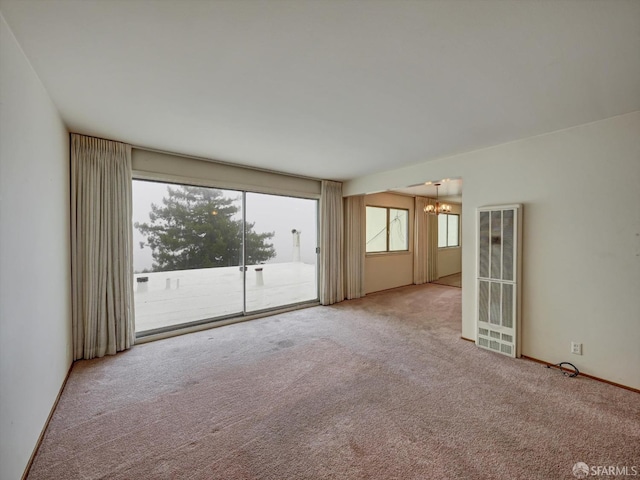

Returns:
1,1,639,182
392,178,463,203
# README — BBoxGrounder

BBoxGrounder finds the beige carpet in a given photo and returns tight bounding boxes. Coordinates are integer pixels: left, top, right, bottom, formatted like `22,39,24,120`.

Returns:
432,272,462,288
28,284,639,479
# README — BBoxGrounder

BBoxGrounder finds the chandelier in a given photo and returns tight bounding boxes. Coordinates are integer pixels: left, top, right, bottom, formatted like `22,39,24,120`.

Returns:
423,183,451,215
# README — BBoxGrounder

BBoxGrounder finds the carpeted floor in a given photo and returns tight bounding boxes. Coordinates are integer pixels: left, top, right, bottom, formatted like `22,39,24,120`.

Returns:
28,284,639,479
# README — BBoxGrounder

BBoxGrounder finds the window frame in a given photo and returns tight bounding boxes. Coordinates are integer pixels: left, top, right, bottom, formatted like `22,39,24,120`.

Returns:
365,206,410,254
131,175,321,338
438,213,460,248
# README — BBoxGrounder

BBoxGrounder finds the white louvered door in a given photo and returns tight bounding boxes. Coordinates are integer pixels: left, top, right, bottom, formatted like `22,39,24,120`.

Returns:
476,205,522,357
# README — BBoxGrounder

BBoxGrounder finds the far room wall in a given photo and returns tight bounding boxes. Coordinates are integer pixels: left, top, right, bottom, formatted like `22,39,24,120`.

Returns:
364,192,414,294
437,202,462,278
345,112,640,391
363,193,462,293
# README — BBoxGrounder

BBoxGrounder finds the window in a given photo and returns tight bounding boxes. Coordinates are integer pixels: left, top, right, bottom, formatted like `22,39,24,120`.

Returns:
438,213,460,248
365,206,409,253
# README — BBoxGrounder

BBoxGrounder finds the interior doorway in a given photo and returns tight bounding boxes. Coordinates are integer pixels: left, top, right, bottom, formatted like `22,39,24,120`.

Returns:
390,178,463,286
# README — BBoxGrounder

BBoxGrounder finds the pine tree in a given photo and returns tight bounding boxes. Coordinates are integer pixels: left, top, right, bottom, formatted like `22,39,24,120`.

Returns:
135,186,275,272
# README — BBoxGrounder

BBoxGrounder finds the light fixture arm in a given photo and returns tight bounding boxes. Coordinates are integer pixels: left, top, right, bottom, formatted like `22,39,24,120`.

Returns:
423,183,451,215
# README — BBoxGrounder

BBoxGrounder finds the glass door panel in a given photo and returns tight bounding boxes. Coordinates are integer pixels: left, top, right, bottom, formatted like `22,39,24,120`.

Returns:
132,180,243,333
244,192,318,312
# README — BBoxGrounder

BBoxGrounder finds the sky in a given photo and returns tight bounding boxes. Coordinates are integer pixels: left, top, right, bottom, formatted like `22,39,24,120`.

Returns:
132,180,318,273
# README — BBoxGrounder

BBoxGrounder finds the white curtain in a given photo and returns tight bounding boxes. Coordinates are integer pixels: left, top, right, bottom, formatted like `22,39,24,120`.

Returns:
343,195,365,299
427,199,439,282
71,134,135,360
319,180,344,305
413,196,429,284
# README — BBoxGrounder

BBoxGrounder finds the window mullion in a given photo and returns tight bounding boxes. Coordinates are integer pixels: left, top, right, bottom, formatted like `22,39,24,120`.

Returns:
446,214,450,247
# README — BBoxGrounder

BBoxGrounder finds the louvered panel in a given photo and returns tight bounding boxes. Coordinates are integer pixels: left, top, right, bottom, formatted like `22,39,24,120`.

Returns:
490,282,501,325
477,328,515,357
479,211,490,278
477,205,521,359
479,281,489,323
490,211,502,279
502,283,513,328
502,209,514,281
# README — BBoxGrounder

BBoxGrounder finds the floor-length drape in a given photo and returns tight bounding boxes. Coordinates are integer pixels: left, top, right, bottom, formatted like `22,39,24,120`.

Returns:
413,196,429,284
343,195,365,299
319,180,344,305
426,199,439,282
71,134,135,360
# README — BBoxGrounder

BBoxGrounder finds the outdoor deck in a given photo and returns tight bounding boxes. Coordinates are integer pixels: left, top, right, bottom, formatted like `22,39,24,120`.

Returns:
134,262,317,332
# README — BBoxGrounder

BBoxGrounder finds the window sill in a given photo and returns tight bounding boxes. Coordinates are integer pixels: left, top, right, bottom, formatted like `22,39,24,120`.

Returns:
365,250,412,257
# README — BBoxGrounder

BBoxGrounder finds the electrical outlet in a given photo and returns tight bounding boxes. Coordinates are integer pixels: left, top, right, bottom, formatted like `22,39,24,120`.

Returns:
571,342,582,355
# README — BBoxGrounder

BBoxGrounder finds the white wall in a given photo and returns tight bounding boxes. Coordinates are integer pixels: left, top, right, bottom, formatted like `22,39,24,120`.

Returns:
437,202,462,278
0,14,72,480
364,193,414,294
345,112,640,390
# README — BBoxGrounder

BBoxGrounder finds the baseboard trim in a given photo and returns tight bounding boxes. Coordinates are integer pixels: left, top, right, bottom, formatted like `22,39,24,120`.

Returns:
21,362,74,480
521,355,639,394
458,341,637,393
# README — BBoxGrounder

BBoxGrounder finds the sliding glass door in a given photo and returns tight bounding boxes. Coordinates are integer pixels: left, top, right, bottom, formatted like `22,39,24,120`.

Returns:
133,180,318,334
244,192,318,313
132,180,244,333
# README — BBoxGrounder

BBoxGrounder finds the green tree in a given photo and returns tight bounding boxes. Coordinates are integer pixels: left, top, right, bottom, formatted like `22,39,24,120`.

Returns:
135,185,275,272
